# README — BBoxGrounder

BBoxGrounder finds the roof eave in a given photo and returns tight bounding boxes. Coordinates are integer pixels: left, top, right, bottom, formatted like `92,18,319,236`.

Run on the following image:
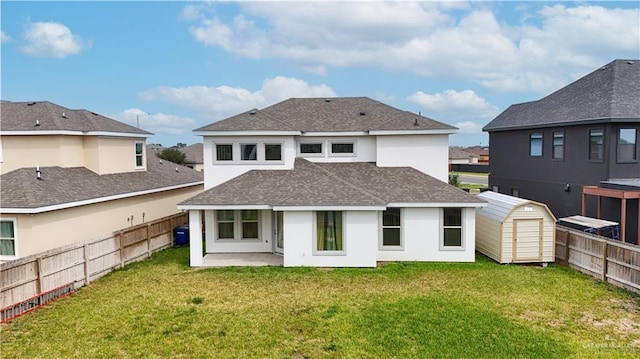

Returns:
369,129,457,135
2,181,203,214
194,130,301,137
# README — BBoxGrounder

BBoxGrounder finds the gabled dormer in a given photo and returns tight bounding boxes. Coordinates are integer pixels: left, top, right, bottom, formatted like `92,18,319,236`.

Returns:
0,101,152,175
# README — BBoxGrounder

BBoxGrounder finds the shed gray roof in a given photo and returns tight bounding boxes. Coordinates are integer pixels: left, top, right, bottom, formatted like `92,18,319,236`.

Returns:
179,158,484,207
0,101,152,135
195,97,457,133
484,59,640,132
1,156,203,211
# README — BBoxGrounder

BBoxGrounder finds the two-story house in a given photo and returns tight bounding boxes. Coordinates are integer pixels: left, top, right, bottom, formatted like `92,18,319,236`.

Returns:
178,97,485,267
0,101,204,260
484,59,640,244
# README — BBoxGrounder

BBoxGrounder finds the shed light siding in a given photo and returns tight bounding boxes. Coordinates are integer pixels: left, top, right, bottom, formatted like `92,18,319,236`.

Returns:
476,191,556,264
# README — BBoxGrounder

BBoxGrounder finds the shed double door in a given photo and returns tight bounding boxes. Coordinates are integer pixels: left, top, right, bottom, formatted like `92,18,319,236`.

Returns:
513,219,543,262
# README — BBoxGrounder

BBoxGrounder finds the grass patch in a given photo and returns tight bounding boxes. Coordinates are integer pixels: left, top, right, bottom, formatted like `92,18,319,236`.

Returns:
2,247,639,358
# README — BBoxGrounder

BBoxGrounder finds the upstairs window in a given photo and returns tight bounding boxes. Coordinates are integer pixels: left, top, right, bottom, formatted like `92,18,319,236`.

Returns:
589,129,604,161
552,132,564,160
241,144,257,161
216,144,233,161
0,219,16,257
529,133,543,157
265,144,282,161
300,143,323,155
618,128,637,162
135,142,144,167
330,142,355,155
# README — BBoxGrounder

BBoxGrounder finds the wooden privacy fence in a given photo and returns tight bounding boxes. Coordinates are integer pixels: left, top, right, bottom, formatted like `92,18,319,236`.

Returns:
556,226,640,294
0,212,188,322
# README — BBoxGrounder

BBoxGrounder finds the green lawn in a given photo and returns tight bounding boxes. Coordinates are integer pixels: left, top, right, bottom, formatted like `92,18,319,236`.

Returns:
2,247,639,358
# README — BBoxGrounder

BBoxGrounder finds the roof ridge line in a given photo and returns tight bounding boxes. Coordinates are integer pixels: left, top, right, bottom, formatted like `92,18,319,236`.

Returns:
302,160,387,204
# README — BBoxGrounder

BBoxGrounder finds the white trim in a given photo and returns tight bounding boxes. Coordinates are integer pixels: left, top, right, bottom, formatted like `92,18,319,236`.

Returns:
178,204,272,211
214,209,261,241
387,202,487,208
195,130,300,136
369,129,457,135
2,182,204,214
300,131,368,137
0,217,18,260
329,141,356,157
272,205,386,211
134,141,145,169
0,130,149,138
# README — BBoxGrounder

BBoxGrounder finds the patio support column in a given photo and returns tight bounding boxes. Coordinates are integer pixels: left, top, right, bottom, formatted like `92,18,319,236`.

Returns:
189,210,203,267
597,195,602,218
620,199,627,243
581,191,587,216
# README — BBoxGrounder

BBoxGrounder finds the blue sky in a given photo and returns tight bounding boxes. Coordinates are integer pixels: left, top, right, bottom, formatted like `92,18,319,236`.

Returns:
2,1,639,147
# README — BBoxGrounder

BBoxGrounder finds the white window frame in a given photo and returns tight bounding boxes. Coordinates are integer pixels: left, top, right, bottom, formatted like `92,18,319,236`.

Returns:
215,210,261,242
240,143,258,161
214,143,234,162
379,208,403,250
313,211,346,256
329,141,356,157
298,141,325,157
264,143,284,162
134,141,145,169
0,218,18,260
440,208,465,251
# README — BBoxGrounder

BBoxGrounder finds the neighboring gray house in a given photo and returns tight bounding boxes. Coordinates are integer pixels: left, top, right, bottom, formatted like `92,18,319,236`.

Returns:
180,143,204,171
484,59,640,244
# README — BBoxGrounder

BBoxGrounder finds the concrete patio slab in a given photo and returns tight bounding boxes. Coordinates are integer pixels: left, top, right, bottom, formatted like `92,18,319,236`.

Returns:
201,253,283,267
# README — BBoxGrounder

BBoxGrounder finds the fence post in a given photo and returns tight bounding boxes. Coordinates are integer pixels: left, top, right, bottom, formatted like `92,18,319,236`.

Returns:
35,257,43,295
119,231,125,268
565,232,571,265
146,224,151,258
83,243,91,285
601,241,608,282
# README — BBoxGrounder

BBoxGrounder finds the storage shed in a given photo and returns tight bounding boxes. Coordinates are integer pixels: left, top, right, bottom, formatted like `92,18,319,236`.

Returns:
476,191,556,264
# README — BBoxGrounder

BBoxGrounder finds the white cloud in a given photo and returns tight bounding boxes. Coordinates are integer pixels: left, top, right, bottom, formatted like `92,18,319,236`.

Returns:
452,121,484,135
21,21,87,58
110,108,196,135
185,3,639,93
138,76,336,120
1,30,10,42
407,89,500,120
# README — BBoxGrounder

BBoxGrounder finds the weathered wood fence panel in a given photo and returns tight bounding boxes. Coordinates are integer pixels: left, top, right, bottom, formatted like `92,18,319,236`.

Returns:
0,213,187,321
556,226,640,294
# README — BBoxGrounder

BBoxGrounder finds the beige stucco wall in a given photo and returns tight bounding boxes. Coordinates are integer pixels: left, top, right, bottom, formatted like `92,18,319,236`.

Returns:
0,135,85,174
4,184,203,259
0,135,145,175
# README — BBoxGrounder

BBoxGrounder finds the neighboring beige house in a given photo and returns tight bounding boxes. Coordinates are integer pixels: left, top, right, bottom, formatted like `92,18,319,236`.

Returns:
449,146,478,165
180,143,204,172
0,101,204,261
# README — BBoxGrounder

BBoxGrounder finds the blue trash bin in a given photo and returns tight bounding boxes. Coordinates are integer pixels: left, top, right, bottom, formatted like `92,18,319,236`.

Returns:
173,225,190,246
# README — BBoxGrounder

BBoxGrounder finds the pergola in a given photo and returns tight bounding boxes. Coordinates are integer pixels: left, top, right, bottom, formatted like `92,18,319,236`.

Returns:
582,185,640,243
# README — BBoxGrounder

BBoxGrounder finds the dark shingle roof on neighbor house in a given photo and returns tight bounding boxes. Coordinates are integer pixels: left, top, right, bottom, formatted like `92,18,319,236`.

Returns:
449,147,478,160
195,97,457,133
0,100,151,136
179,158,483,208
1,157,203,212
484,59,640,132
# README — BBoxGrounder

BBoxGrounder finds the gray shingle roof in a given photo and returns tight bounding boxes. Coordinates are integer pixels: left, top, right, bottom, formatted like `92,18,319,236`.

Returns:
195,97,456,133
1,156,203,210
180,143,204,165
449,147,477,160
484,59,640,132
179,158,483,207
0,101,152,135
